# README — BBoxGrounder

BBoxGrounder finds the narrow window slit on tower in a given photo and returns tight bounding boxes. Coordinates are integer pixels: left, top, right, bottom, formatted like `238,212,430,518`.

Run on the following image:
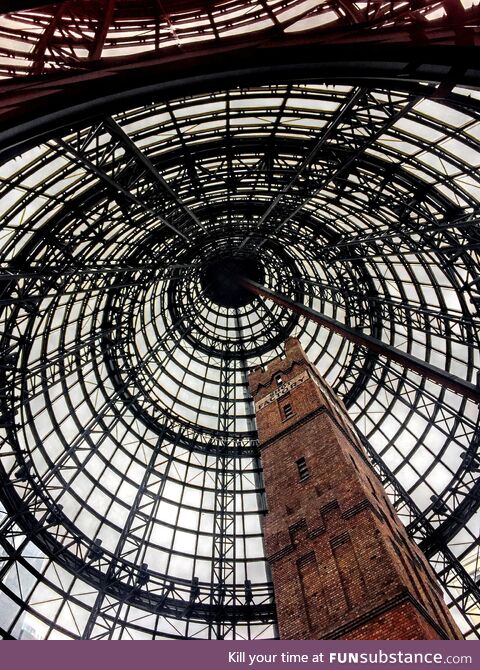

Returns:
275,374,283,386
296,457,309,482
283,403,294,419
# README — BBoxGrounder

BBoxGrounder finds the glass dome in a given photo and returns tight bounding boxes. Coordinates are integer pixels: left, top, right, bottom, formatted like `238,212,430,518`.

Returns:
0,0,479,642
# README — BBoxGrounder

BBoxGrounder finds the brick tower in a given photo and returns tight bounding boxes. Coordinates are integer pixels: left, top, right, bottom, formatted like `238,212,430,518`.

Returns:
248,338,462,640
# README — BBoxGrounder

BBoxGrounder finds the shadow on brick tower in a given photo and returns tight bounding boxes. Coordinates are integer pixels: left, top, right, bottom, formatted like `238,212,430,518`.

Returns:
248,338,462,640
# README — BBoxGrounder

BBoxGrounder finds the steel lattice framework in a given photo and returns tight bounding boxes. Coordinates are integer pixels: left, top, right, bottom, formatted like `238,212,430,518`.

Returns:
0,0,478,79
0,0,480,642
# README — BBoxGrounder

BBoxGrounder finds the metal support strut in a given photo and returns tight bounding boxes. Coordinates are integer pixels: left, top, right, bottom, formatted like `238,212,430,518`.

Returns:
240,279,480,405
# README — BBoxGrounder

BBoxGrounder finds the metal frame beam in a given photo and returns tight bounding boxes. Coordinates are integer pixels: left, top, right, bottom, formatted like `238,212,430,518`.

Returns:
1,46,480,165
241,279,480,404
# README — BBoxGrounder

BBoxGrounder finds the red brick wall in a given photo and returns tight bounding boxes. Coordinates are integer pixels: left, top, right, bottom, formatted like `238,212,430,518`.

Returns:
249,338,462,640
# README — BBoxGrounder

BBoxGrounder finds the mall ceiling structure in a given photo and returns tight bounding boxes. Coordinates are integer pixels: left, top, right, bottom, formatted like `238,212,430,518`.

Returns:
0,0,480,641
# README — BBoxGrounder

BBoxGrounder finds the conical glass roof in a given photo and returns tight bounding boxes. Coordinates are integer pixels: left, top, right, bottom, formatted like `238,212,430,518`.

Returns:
0,0,480,642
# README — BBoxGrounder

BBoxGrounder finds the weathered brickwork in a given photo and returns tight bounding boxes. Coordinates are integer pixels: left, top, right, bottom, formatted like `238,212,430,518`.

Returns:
249,338,462,640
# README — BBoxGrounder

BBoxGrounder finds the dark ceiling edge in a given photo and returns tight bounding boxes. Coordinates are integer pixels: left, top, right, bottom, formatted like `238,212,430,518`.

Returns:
0,0,59,10
0,43,479,162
